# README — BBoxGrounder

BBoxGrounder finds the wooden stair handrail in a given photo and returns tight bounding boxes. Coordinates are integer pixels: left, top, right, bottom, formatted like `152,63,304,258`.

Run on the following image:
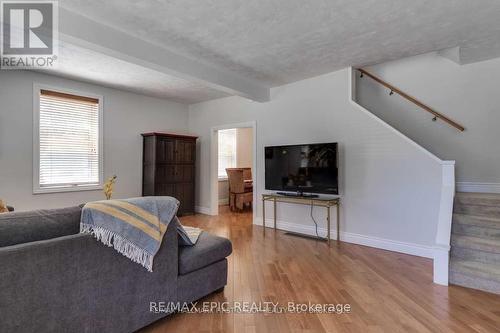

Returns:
357,68,465,132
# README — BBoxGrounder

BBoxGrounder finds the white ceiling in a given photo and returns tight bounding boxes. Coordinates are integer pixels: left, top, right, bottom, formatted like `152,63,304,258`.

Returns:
49,0,500,102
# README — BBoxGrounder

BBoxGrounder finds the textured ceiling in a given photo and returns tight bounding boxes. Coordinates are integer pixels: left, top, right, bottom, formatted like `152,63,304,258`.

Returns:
61,0,500,88
38,42,230,104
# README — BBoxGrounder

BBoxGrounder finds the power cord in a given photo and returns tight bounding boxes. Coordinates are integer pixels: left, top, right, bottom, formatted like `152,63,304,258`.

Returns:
310,202,320,238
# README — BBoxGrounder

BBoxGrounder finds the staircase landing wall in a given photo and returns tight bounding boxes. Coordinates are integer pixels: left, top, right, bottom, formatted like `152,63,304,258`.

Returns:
350,67,455,285
355,52,500,192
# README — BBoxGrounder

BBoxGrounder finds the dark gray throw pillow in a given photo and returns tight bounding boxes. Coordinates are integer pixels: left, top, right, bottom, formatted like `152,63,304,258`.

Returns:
0,206,82,248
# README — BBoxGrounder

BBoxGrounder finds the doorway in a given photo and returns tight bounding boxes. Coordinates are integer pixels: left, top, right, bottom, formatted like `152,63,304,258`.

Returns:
210,121,256,223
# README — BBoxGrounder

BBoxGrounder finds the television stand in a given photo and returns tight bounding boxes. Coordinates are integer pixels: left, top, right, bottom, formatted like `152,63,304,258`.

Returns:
262,194,340,245
276,191,318,198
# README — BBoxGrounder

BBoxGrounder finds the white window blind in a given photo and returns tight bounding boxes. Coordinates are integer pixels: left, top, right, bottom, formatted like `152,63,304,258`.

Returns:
218,129,237,178
37,89,101,191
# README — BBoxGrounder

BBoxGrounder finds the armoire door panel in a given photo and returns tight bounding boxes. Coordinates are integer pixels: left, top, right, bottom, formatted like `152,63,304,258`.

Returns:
156,138,176,163
156,165,176,183
175,140,196,164
175,165,194,183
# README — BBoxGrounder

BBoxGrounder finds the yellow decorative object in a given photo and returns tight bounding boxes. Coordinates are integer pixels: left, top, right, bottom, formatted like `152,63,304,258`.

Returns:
0,199,9,213
103,175,117,200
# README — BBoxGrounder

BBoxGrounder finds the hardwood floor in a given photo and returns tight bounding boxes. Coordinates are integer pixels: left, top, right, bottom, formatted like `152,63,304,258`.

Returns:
142,206,500,333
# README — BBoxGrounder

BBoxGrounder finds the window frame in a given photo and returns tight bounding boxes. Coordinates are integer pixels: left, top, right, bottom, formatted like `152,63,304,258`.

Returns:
32,83,104,194
217,128,237,180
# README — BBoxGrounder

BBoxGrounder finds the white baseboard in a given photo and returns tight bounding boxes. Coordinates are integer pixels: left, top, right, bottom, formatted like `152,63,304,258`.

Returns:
456,182,500,193
254,217,434,259
195,206,212,215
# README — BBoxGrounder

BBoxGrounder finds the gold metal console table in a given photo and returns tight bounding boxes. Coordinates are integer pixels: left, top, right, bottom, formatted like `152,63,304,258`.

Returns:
262,194,340,245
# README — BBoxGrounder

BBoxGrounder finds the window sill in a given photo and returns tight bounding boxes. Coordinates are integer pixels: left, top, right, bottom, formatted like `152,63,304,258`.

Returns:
218,177,228,181
33,184,103,194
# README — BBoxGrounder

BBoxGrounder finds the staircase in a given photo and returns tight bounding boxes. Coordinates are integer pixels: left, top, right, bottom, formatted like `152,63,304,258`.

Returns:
450,192,500,294
352,68,499,291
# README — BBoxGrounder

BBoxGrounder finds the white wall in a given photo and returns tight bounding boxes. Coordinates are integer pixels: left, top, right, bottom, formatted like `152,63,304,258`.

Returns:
189,68,444,250
218,180,229,204
356,52,500,187
236,128,253,168
0,70,189,211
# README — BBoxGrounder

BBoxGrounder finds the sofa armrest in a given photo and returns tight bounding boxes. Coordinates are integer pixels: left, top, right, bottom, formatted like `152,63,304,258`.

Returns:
0,219,179,333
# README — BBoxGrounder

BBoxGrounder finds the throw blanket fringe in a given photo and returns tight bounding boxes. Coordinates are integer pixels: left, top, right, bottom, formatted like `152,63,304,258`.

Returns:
81,224,154,271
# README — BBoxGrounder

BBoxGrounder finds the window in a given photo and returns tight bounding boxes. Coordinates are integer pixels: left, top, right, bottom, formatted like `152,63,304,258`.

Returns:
33,86,103,193
218,129,237,179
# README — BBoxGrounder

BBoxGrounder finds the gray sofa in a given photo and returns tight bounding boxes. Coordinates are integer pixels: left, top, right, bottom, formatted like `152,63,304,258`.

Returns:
0,206,232,333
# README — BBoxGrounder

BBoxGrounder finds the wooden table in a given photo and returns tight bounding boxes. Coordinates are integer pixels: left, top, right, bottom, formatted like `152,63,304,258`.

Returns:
262,194,340,244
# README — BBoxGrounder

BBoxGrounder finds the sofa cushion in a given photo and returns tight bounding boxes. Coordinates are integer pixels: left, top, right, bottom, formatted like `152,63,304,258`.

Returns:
179,232,232,275
0,206,81,247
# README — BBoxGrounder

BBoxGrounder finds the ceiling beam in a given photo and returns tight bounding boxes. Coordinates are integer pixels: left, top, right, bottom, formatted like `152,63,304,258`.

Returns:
58,7,270,102
438,42,500,66
438,47,461,65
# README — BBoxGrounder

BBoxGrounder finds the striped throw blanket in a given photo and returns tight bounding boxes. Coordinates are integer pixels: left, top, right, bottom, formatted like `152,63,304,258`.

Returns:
177,224,203,246
80,197,180,272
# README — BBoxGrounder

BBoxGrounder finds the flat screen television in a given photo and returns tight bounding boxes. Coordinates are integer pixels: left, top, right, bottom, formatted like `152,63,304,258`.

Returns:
265,143,338,196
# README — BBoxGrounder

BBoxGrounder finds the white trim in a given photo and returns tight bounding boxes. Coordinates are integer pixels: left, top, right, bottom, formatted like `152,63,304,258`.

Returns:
433,163,455,285
433,245,451,286
210,121,257,225
33,185,103,194
456,182,500,194
254,218,434,259
32,83,104,194
195,206,213,215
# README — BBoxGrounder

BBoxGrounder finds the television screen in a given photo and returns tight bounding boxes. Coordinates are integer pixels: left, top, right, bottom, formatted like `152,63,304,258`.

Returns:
265,143,338,195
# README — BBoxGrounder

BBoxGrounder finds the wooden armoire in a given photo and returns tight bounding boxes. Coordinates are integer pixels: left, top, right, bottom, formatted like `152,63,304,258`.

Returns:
141,133,197,215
